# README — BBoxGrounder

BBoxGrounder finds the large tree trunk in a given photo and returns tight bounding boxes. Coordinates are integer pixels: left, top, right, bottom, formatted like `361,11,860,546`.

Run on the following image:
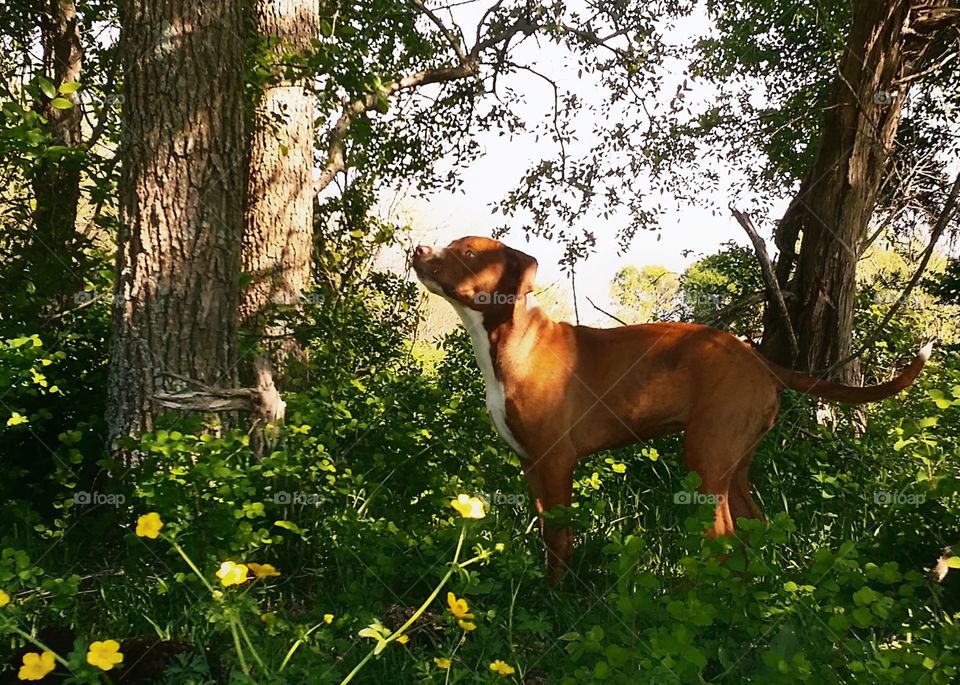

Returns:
29,0,83,315
106,0,247,459
239,0,317,389
761,0,951,382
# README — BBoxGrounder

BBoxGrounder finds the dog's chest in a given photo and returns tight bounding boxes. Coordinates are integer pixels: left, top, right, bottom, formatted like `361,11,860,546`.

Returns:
452,305,528,458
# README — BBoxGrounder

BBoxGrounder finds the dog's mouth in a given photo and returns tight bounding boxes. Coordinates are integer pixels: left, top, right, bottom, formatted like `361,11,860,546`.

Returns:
411,259,446,296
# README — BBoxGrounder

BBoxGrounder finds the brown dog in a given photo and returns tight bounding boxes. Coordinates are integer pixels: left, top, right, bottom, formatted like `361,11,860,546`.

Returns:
412,236,931,583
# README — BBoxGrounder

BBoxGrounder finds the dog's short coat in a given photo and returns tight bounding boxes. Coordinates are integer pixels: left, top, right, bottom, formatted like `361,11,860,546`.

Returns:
413,236,931,583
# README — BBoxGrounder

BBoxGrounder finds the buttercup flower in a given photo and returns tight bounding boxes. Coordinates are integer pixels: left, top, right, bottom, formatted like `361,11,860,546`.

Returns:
457,619,476,632
489,660,516,676
434,657,451,669
446,592,474,620
247,562,280,579
135,512,163,539
324,613,334,624
216,561,250,587
0,589,10,607
450,494,485,519
17,651,55,681
87,640,124,671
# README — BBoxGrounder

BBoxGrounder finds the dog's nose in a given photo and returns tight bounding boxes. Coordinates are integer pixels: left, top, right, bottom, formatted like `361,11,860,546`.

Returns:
414,245,433,259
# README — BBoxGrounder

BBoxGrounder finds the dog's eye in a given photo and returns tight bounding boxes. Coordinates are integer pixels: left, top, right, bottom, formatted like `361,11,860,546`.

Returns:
465,250,476,259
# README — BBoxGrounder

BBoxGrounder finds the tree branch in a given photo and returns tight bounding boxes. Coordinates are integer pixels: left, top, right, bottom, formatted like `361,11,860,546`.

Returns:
315,14,539,196
409,0,467,62
730,206,799,362
586,295,628,326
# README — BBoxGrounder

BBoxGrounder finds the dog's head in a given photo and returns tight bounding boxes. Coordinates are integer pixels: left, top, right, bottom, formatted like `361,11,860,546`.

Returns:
411,236,538,312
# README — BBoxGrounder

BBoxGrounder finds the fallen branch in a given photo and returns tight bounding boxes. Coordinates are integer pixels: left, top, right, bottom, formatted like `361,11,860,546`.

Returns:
153,358,286,459
730,205,799,363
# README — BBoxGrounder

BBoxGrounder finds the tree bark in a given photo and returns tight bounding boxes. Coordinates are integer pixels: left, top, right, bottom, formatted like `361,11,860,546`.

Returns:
29,0,83,314
106,0,247,460
761,0,952,383
239,0,318,387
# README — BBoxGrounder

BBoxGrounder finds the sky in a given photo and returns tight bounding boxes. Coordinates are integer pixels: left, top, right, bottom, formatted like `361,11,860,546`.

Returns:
372,2,793,324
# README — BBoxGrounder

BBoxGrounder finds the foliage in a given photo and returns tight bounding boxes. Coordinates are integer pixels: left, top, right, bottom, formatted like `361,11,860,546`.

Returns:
609,265,680,324
679,242,764,336
3,266,960,683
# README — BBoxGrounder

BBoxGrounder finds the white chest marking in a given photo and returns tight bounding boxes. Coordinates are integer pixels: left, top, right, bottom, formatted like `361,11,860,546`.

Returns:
451,303,528,459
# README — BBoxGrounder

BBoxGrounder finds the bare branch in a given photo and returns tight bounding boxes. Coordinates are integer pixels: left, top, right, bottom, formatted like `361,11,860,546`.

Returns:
730,206,799,362
586,295,628,326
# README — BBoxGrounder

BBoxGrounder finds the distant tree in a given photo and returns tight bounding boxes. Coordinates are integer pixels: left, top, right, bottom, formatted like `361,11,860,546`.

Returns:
680,244,764,339
610,265,680,324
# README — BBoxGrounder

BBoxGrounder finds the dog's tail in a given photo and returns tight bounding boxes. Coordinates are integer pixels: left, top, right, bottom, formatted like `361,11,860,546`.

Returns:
764,342,933,404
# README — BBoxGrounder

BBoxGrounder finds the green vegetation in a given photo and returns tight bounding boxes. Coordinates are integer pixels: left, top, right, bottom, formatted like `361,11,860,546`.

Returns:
2,247,960,683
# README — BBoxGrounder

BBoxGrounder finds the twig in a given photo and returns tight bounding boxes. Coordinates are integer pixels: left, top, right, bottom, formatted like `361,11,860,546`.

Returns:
586,296,628,326
730,206,799,362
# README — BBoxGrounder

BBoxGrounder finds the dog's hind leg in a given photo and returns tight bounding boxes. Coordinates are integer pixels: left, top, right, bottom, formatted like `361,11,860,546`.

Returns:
730,458,764,522
682,424,768,537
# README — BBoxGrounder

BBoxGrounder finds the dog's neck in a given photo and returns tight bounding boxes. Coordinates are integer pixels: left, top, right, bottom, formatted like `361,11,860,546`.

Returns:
451,292,551,380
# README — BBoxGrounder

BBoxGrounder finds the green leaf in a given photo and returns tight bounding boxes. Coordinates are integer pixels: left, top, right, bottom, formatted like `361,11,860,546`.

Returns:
947,556,960,569
274,520,303,534
58,81,81,95
6,413,28,427
37,76,56,98
50,97,74,110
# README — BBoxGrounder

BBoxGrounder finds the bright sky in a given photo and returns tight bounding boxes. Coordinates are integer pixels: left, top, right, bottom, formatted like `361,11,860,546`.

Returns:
376,2,790,324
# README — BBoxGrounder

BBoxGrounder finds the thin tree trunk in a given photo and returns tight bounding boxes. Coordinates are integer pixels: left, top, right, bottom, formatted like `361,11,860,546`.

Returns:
106,0,247,460
239,0,317,390
29,0,82,314
761,0,951,382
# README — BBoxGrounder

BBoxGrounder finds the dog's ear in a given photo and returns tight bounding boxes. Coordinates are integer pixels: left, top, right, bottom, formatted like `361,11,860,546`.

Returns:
506,247,538,297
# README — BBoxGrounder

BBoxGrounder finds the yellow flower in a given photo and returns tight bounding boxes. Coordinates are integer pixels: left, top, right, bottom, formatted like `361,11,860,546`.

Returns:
247,562,280,579
457,619,476,632
446,592,474,620
18,651,55,681
396,634,410,645
434,657,451,669
324,613,334,624
489,659,515,676
216,561,250,587
0,589,10,607
135,512,163,539
450,494,485,519
87,640,124,671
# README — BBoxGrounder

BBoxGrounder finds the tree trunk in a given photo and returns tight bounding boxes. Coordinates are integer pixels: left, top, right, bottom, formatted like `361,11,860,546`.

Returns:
106,0,247,460
29,0,83,314
761,0,951,382
239,0,317,389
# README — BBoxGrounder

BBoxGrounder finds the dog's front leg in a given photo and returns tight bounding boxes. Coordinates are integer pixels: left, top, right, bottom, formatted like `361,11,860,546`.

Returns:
525,450,576,585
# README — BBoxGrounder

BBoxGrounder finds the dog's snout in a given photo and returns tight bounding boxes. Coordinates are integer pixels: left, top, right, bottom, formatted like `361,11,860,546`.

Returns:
414,245,433,259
